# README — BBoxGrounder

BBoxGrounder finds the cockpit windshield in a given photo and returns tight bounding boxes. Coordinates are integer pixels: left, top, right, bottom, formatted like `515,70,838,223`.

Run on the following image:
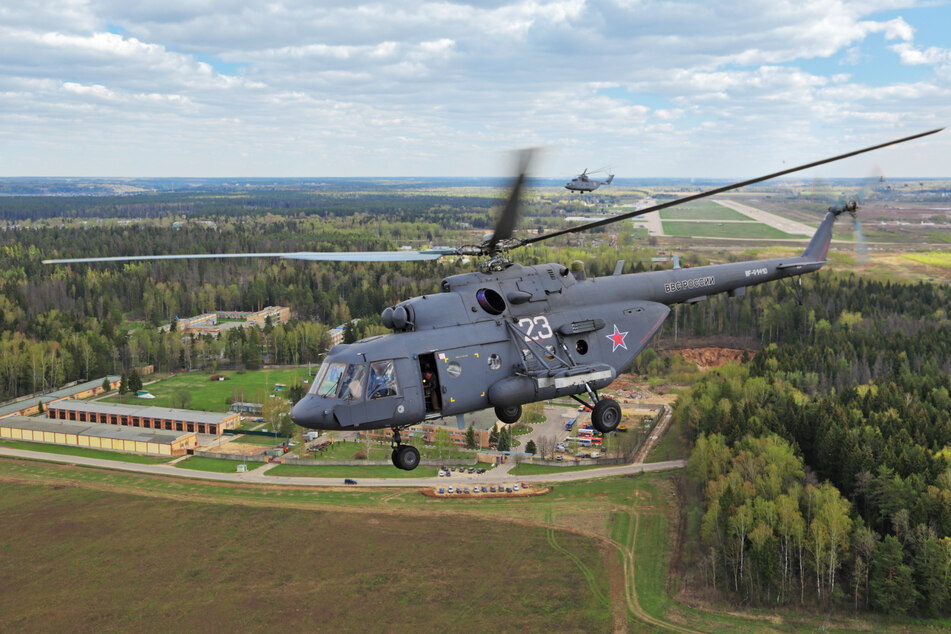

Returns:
311,361,345,397
308,361,367,401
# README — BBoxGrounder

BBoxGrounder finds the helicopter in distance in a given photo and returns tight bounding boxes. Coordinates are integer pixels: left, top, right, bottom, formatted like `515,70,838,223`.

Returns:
565,167,614,193
44,129,943,471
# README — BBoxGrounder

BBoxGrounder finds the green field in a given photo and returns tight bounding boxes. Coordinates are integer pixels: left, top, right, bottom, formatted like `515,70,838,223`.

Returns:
175,456,267,472
102,367,311,412
644,414,689,464
0,459,615,631
662,221,796,240
230,433,287,446
267,463,440,479
1,457,942,632
511,462,605,475
0,473,607,631
659,202,752,221
304,438,477,462
904,251,951,268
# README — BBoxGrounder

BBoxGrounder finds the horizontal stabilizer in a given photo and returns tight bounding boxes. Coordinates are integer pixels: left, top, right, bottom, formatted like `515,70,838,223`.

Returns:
776,260,827,270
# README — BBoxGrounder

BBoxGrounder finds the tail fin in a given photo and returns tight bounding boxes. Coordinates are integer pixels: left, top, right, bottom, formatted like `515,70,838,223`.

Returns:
801,211,837,261
606,174,614,184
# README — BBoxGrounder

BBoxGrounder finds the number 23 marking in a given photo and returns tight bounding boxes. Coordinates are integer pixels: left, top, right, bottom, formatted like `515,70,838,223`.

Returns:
518,316,553,342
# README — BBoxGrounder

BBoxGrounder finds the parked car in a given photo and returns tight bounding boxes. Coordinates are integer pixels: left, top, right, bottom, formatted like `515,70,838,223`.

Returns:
476,468,486,474
481,485,487,493
468,467,475,473
556,455,563,461
513,484,519,491
448,486,454,493
464,486,470,493
490,486,496,492
438,488,445,494
505,487,512,493
344,478,357,485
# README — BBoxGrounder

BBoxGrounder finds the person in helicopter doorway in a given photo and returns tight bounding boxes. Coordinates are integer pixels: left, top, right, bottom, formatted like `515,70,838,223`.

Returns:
421,363,440,413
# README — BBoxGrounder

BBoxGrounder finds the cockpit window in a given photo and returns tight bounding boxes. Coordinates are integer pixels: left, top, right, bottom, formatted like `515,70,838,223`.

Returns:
311,362,345,397
338,364,367,401
368,360,399,399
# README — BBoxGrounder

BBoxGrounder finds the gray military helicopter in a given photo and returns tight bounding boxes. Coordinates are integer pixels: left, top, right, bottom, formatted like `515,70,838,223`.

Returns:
44,129,942,470
565,167,615,193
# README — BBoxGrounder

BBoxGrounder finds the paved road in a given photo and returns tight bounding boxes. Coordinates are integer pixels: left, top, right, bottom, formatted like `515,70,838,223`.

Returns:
0,446,684,488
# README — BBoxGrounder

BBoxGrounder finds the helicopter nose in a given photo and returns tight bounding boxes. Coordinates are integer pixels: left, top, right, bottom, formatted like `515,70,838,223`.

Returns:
290,395,332,429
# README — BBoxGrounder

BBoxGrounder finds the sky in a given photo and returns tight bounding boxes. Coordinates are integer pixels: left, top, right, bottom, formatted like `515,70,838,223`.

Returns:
1,0,949,178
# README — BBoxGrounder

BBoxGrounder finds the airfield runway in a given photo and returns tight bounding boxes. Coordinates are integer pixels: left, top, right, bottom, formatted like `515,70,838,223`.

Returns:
640,198,815,238
0,446,684,487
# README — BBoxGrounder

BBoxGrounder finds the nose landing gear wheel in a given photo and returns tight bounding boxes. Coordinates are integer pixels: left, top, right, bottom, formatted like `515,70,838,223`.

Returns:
494,404,522,424
392,444,420,471
591,398,621,434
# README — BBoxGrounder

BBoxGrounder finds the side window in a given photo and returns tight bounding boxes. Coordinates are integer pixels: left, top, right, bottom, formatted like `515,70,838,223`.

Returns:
368,360,399,399
338,364,367,401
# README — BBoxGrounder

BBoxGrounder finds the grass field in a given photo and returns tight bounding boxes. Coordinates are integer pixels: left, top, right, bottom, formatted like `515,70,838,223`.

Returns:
0,459,615,632
102,367,311,412
266,463,440,479
175,456,267,472
662,221,796,240
1,457,944,632
511,462,606,475
304,438,477,462
660,203,752,221
903,251,951,268
644,413,689,464
230,434,287,446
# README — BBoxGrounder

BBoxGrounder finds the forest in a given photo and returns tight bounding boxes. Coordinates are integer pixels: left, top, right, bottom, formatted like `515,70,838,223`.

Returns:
674,275,951,617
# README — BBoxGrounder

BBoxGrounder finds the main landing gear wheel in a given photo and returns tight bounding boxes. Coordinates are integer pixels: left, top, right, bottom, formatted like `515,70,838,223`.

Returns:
591,398,621,434
494,404,522,424
391,444,420,471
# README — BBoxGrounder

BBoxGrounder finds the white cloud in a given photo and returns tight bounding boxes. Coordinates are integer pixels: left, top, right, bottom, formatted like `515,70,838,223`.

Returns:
891,42,951,66
0,0,947,176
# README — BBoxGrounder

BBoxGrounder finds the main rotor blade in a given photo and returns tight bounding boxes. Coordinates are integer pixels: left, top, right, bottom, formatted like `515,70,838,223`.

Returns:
43,250,453,265
521,127,943,247
485,148,535,252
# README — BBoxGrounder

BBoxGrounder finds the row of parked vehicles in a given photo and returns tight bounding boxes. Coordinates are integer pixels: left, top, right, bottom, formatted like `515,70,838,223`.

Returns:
437,483,527,495
438,466,486,476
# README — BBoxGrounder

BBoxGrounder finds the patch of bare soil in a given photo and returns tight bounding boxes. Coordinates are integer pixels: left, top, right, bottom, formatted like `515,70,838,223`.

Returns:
672,347,751,370
204,441,266,457
610,375,678,405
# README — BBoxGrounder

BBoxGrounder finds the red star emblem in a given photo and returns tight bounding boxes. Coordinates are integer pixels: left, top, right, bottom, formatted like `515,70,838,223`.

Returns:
606,324,628,352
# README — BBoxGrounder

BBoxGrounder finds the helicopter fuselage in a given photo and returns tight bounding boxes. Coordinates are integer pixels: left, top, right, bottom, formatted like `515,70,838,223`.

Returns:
565,173,613,193
289,210,837,432
565,178,600,193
